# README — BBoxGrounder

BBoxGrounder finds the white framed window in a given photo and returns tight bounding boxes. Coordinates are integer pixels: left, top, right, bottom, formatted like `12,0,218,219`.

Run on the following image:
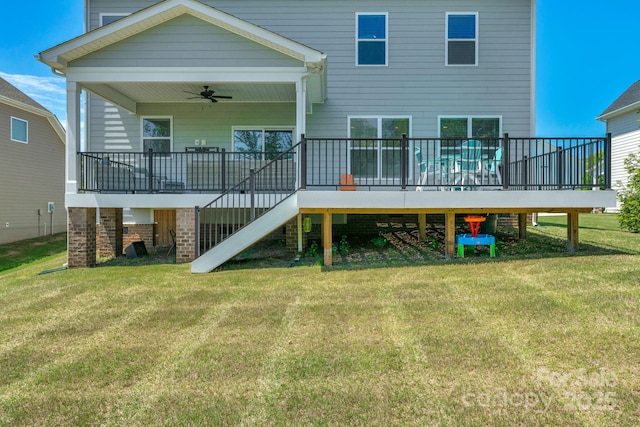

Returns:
446,12,478,66
100,13,129,26
348,116,411,179
356,13,388,66
142,117,172,155
232,127,294,160
11,117,28,143
438,115,501,147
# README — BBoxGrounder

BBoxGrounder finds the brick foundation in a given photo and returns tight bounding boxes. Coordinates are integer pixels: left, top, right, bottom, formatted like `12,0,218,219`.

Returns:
67,207,97,268
176,208,196,263
285,217,302,254
97,208,123,258
123,224,154,251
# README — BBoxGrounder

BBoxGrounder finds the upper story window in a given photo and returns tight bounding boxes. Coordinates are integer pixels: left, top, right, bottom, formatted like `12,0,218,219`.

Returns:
100,13,129,26
446,13,478,66
356,13,388,66
11,117,28,143
142,117,172,155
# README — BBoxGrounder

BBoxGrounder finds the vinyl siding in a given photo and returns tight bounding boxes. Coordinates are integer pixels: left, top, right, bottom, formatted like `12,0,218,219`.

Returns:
90,101,295,152
86,0,533,141
607,111,640,211
73,15,303,68
0,104,65,244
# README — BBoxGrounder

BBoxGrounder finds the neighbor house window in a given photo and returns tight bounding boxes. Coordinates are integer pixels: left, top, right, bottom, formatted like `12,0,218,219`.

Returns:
233,128,293,160
446,13,478,65
439,116,500,147
348,116,410,179
356,13,388,66
142,117,172,154
11,117,28,143
100,13,129,26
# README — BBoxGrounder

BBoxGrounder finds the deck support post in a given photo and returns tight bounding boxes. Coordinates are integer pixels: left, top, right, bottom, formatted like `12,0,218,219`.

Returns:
323,212,332,266
418,214,427,241
518,213,528,239
567,211,579,252
445,211,456,258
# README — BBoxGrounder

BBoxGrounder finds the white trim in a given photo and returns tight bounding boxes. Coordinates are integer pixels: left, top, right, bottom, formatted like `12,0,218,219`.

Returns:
38,0,326,70
355,12,389,67
445,12,479,67
231,126,295,158
10,116,28,144
99,13,130,27
0,95,65,142
530,0,536,136
347,115,412,180
437,115,503,137
596,101,640,122
66,66,310,83
141,116,173,153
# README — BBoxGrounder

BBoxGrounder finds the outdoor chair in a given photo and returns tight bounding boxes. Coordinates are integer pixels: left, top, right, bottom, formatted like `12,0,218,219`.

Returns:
453,140,482,190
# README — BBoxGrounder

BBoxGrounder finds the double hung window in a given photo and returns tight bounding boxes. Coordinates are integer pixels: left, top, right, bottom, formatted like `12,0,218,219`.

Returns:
142,117,172,155
348,116,410,179
233,128,293,160
446,13,478,65
439,116,501,149
356,13,388,66
11,117,28,143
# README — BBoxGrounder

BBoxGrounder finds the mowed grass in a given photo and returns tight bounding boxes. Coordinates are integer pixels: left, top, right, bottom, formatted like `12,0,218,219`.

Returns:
1,215,639,426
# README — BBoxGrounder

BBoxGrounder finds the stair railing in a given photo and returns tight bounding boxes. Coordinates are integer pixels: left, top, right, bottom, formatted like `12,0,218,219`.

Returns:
195,141,302,257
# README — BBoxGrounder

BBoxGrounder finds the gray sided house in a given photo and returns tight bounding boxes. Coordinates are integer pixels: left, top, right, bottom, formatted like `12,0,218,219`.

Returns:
37,0,615,271
0,77,66,245
597,80,640,212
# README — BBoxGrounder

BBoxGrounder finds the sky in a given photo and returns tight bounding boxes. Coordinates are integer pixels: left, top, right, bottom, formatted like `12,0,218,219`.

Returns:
0,0,638,136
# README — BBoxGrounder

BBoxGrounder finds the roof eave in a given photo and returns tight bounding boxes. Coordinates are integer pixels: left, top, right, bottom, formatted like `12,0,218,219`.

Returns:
0,94,66,143
37,0,325,74
596,101,640,122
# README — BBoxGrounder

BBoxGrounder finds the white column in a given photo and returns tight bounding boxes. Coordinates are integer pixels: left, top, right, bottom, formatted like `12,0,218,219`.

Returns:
295,77,307,142
66,81,81,194
295,77,308,188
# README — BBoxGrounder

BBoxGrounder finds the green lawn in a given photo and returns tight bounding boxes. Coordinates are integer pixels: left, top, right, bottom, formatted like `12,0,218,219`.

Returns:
1,215,639,426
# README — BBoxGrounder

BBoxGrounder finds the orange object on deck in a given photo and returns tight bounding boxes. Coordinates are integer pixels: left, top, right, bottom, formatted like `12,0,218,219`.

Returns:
464,215,487,238
340,174,357,191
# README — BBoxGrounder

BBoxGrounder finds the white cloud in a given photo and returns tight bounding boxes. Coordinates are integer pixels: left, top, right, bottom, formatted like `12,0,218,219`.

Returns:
0,71,67,127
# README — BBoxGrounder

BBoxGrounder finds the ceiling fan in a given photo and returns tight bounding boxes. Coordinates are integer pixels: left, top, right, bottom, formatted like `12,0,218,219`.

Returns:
184,85,232,103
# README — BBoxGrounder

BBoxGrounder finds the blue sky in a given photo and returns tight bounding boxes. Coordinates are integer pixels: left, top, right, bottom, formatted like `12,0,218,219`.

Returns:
0,1,638,135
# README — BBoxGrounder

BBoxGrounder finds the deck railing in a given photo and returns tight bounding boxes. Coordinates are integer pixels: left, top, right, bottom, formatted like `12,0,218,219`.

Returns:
195,143,302,256
77,134,611,193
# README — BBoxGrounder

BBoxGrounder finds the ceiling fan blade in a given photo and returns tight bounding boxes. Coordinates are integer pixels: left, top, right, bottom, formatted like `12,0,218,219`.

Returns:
211,95,233,99
183,91,200,96
209,97,218,103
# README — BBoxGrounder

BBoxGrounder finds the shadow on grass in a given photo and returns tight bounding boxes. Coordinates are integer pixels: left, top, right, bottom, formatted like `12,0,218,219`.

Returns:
0,233,67,273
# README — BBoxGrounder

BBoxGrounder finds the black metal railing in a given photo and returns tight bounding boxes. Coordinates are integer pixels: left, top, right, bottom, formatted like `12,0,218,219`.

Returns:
195,143,301,256
78,134,611,194
79,149,297,193
302,134,611,191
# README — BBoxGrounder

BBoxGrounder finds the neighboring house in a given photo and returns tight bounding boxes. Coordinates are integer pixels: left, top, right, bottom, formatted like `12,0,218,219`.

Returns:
0,77,66,245
37,0,615,271
596,80,640,212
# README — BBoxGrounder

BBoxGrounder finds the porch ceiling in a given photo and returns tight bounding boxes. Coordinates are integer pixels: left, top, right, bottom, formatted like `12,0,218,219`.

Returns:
84,82,295,104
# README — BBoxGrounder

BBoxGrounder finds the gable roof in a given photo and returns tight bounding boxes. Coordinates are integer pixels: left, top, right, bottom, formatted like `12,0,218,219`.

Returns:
597,80,640,121
37,0,326,73
0,77,48,111
0,77,66,143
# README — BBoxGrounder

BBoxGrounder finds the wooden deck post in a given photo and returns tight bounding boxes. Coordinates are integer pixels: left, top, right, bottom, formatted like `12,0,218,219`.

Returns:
518,213,528,239
323,211,332,266
445,211,456,258
418,214,427,241
567,211,579,252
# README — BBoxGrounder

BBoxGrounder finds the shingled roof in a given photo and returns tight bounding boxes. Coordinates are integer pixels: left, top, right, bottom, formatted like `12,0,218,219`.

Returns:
0,77,50,113
597,80,640,120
